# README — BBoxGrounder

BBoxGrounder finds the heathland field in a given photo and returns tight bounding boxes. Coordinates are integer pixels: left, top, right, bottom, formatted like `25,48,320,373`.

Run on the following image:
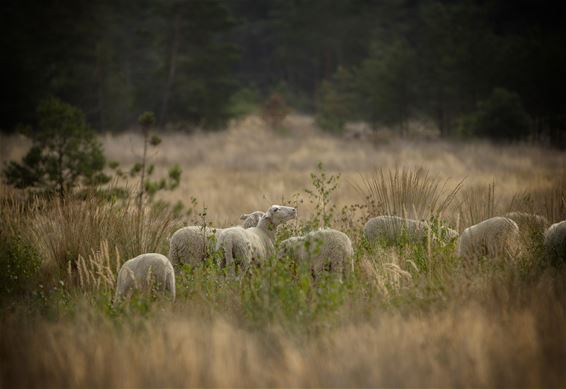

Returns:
1,115,566,387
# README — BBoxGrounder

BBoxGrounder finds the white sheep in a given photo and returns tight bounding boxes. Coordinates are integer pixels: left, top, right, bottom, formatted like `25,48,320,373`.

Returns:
456,216,521,260
363,215,458,246
114,253,175,303
168,211,265,267
279,228,354,279
543,220,566,264
215,205,297,272
505,211,549,242
240,211,265,228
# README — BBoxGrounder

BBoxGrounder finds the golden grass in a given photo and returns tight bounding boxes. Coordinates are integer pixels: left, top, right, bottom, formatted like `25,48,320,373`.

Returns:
1,115,566,387
2,114,564,225
101,115,565,226
2,276,565,387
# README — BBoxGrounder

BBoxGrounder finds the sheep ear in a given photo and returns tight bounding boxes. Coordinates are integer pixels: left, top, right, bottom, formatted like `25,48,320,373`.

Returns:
240,214,249,220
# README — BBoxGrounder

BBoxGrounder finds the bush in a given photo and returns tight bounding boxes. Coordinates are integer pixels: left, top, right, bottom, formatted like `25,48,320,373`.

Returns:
464,88,531,141
0,234,41,299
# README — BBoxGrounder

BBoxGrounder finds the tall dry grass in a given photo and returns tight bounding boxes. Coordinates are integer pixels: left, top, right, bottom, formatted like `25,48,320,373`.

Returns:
0,185,181,285
2,115,566,387
356,167,462,222
1,271,565,387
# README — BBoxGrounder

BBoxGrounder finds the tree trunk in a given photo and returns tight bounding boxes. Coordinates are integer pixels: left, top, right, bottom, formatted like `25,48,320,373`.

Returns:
159,13,182,125
57,142,65,200
137,129,149,252
95,43,106,132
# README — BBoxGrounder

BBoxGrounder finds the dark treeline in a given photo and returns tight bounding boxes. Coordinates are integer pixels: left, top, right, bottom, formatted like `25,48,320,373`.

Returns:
2,0,565,144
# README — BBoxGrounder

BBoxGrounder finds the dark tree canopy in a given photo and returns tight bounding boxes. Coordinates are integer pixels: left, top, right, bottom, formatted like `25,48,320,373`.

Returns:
1,0,565,145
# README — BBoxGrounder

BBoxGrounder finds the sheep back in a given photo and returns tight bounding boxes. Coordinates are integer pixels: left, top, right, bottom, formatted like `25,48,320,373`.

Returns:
457,217,521,260
364,215,430,246
280,228,354,278
168,226,219,267
544,221,566,264
114,253,175,302
216,226,274,269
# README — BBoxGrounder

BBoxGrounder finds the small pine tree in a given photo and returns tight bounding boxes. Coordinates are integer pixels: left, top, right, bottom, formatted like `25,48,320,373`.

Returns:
3,97,109,199
131,112,181,210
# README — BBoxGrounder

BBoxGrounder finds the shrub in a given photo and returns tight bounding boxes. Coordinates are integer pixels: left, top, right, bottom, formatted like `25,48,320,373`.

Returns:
0,233,41,299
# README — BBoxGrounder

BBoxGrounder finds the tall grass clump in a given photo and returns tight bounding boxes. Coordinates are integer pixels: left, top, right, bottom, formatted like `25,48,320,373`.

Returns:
457,181,498,230
356,168,462,222
72,240,120,295
539,172,566,223
0,184,182,289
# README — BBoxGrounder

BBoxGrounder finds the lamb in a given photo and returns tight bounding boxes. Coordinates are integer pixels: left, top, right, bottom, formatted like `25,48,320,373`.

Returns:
114,253,175,303
363,215,458,247
543,220,566,264
215,205,297,272
168,211,265,267
505,211,549,242
279,228,354,279
456,216,521,260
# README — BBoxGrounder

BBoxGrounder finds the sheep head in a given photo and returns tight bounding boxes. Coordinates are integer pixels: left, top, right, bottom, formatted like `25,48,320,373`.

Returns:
264,205,297,226
240,211,265,228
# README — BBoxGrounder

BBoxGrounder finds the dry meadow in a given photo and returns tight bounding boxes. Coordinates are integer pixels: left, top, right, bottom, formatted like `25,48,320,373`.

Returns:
1,115,566,387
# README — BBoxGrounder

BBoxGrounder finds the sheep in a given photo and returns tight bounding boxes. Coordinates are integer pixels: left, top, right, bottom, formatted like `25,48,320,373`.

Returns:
505,211,549,243
456,216,521,260
543,221,566,264
240,211,265,228
114,253,175,303
279,228,354,279
215,205,297,272
363,215,458,247
168,211,265,267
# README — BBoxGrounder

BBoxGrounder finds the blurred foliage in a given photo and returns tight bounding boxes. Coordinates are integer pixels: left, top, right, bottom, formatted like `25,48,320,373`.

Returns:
261,93,290,130
315,67,357,133
1,0,565,144
227,87,260,118
460,88,531,141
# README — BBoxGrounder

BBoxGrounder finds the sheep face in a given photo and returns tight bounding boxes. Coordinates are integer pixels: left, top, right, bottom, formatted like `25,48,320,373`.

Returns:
266,205,297,226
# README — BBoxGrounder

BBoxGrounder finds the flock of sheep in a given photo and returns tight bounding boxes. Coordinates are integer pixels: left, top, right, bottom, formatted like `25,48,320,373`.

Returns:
114,205,566,303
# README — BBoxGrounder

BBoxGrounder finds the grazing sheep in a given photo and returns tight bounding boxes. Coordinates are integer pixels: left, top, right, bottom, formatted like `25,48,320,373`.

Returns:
168,211,265,267
543,221,566,264
363,215,458,246
216,205,297,272
279,228,354,279
457,217,521,260
505,211,549,242
114,253,175,303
